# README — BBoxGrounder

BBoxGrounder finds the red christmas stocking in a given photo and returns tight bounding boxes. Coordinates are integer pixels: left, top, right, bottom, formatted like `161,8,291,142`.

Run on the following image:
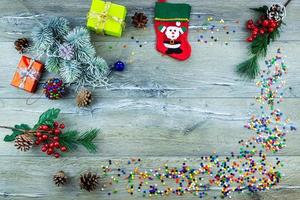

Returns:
154,0,192,61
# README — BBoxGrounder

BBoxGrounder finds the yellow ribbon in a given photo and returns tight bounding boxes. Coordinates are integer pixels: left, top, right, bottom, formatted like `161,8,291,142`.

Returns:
87,2,125,34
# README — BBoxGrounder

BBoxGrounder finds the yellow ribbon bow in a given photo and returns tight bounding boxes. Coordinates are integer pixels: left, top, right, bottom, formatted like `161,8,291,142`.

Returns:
87,2,125,34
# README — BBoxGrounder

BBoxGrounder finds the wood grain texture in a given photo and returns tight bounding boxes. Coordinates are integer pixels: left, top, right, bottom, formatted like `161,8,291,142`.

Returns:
0,0,299,199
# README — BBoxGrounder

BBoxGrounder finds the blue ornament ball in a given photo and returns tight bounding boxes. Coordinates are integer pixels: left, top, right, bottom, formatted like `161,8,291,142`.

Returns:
114,61,125,71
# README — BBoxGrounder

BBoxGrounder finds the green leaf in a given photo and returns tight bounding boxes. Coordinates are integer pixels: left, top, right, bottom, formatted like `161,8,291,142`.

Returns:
4,124,31,142
33,108,60,129
250,5,268,13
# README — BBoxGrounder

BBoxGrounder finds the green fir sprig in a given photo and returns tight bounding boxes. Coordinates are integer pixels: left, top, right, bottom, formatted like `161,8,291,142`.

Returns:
1,108,99,155
237,5,283,79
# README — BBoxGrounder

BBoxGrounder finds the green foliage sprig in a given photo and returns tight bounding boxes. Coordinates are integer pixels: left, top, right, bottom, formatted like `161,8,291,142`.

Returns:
237,6,282,79
1,108,99,155
31,17,109,89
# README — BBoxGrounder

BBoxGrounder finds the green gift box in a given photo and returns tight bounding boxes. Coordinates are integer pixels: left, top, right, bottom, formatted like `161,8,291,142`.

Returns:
87,0,127,37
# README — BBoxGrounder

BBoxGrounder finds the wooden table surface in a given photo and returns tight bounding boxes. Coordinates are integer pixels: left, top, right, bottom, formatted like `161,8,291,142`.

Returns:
0,0,299,199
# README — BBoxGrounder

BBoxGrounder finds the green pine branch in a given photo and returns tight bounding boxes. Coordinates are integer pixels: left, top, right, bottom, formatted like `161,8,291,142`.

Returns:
236,55,259,79
59,129,99,153
237,21,282,79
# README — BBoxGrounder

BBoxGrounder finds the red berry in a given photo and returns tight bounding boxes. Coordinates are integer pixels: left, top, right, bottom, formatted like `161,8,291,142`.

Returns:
60,146,67,152
247,24,254,30
268,27,274,33
259,29,265,34
53,136,59,141
44,144,49,148
262,20,269,27
246,37,253,42
257,20,262,25
39,125,49,130
38,137,43,141
36,132,42,137
247,19,254,25
269,22,277,28
41,147,47,152
54,153,60,158
42,134,48,140
252,30,258,35
47,148,53,154
35,140,41,145
49,143,55,148
53,121,59,128
54,142,60,148
59,124,65,129
54,129,61,135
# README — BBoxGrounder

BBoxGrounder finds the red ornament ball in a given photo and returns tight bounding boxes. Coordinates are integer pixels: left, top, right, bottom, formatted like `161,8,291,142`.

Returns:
43,78,66,100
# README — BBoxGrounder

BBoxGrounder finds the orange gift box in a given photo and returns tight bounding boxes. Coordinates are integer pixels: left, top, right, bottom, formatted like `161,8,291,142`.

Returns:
11,55,44,93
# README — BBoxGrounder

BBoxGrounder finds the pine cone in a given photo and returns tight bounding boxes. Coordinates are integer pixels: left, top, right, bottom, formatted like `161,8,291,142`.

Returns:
76,89,92,107
14,134,33,152
267,4,286,22
132,12,148,28
80,172,99,192
14,38,30,53
53,171,68,186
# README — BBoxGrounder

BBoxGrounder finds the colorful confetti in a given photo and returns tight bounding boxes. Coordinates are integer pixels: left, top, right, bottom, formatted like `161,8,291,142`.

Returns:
196,16,237,45
100,49,295,198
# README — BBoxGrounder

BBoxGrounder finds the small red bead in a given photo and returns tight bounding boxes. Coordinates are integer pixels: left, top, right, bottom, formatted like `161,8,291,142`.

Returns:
54,153,60,158
42,135,48,140
44,144,49,148
247,19,253,25
246,37,253,42
59,124,65,129
247,24,254,30
53,121,59,128
259,29,265,34
36,132,42,137
60,146,67,152
269,22,277,28
53,136,59,141
54,142,60,148
47,148,53,155
38,137,43,141
41,125,49,130
268,27,274,33
49,143,55,148
41,147,47,152
35,140,41,145
262,20,269,27
54,129,61,135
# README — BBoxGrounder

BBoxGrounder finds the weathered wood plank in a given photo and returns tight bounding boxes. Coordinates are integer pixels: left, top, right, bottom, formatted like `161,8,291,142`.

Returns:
1,156,300,200
0,42,299,98
0,98,298,156
0,0,299,42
